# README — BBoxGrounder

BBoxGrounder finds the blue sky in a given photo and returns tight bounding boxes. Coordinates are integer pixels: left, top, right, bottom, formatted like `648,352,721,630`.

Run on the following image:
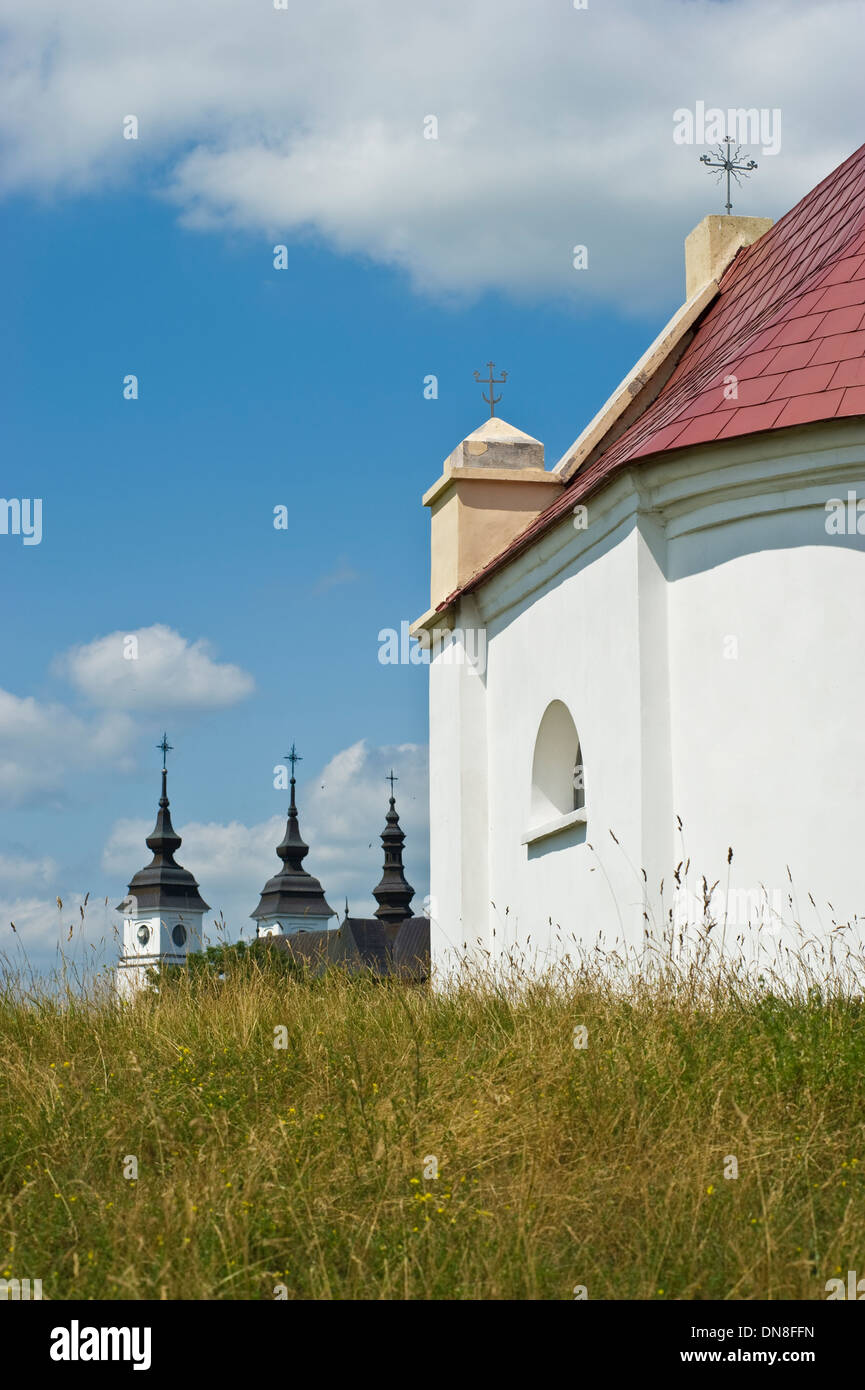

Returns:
0,187,654,972
0,0,861,975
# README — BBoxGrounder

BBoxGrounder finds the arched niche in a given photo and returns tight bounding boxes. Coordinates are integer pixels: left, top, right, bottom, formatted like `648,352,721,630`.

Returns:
529,699,585,826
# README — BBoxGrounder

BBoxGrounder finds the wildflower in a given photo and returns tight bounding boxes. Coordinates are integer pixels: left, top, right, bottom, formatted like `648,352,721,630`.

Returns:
706,1185,715,1195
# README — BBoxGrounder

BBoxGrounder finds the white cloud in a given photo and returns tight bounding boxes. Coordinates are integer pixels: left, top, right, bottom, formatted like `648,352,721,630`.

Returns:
0,892,116,956
0,687,136,805
57,624,254,711
0,0,858,307
0,625,251,805
101,739,429,934
310,560,362,597
0,853,57,885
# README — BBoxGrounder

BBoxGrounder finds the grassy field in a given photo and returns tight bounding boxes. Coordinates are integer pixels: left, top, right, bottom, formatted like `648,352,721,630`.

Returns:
2,941,865,1301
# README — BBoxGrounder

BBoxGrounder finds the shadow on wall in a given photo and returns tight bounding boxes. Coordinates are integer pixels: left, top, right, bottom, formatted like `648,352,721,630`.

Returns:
527,819,587,860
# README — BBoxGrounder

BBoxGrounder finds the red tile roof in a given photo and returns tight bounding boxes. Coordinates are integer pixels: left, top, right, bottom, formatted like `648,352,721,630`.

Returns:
446,140,865,609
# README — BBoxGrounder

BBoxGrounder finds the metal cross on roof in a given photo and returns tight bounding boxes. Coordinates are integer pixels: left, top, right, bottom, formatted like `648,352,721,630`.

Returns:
157,732,173,770
474,361,508,417
285,743,302,778
386,769,398,798
700,136,758,215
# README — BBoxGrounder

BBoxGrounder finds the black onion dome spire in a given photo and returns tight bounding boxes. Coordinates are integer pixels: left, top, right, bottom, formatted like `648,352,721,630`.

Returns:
117,764,209,913
251,745,335,923
372,772,415,930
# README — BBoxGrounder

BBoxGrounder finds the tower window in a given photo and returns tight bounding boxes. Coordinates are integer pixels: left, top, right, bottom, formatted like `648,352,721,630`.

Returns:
172,923,187,947
136,923,151,945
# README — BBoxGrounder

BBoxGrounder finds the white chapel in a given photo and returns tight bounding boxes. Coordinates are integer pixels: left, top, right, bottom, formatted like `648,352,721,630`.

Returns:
414,141,865,977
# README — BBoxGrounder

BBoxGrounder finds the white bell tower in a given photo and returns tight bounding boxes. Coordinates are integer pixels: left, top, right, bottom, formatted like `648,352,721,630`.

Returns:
116,735,209,1000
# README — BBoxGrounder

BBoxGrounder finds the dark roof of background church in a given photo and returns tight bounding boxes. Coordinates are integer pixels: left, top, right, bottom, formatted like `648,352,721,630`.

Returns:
268,918,393,976
393,917,430,981
445,139,865,607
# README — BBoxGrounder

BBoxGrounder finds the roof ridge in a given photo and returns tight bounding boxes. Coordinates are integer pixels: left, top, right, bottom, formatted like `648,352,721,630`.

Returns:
436,140,865,611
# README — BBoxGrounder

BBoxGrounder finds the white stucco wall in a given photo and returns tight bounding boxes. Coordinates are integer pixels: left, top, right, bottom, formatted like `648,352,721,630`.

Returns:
428,419,865,979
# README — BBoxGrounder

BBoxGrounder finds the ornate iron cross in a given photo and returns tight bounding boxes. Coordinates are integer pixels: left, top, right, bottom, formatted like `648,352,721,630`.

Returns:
474,361,508,417
157,732,173,770
285,743,302,779
700,136,758,215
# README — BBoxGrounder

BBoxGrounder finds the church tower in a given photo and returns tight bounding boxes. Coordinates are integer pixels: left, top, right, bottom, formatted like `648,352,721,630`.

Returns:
372,772,415,942
116,735,209,1001
252,743,336,937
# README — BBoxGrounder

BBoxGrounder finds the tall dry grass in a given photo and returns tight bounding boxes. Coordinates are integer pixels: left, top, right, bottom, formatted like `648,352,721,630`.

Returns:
1,935,865,1300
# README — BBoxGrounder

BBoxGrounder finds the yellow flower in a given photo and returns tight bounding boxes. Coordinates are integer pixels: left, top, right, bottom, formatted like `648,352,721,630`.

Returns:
410,1178,420,1185
706,1185,715,1195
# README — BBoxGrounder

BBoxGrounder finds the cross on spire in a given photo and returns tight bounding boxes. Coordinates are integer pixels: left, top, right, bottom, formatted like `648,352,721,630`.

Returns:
386,769,398,800
157,732,173,771
699,137,758,215
474,361,508,417
285,743,302,779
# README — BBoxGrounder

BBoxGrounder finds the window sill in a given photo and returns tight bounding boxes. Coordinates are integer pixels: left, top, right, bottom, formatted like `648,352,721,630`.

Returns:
521,807,587,846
